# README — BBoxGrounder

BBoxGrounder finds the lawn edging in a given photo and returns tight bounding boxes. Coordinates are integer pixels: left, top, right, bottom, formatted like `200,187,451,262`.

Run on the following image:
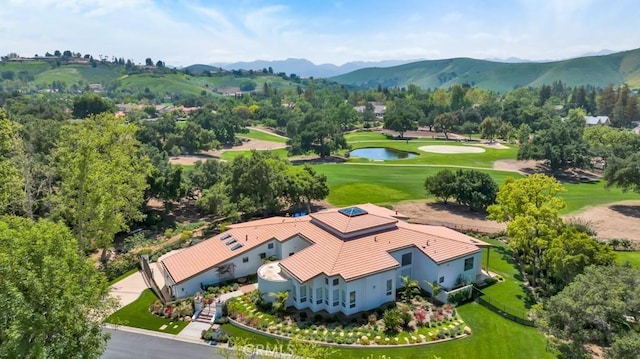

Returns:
227,317,469,348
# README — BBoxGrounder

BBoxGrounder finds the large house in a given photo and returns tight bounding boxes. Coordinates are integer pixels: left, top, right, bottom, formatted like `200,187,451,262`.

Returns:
159,204,489,315
584,115,610,126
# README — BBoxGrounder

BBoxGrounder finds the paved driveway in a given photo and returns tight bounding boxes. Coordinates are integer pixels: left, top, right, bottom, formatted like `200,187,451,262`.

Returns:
109,271,148,308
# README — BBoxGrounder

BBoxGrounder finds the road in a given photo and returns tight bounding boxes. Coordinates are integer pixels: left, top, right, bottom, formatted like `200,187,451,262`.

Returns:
102,328,221,359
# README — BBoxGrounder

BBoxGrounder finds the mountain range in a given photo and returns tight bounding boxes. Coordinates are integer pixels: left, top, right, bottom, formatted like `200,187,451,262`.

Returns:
204,58,424,78
330,48,640,92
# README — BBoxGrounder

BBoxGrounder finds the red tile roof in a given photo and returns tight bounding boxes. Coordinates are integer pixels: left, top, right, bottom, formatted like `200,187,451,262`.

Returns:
160,205,488,284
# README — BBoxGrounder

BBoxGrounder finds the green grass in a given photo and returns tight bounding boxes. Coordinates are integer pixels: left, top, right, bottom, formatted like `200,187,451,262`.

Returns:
480,239,535,315
222,303,551,359
312,164,520,207
106,289,188,334
107,268,139,286
346,139,519,168
238,128,288,143
615,251,640,268
560,181,640,214
220,148,288,161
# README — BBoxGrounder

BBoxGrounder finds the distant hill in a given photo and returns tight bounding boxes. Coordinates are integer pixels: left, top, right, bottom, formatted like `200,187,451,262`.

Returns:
0,61,302,97
331,48,640,92
209,58,421,78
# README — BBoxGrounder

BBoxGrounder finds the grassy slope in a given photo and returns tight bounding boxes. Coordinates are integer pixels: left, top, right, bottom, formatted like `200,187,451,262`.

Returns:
481,239,535,315
106,289,188,334
238,128,288,143
332,48,640,91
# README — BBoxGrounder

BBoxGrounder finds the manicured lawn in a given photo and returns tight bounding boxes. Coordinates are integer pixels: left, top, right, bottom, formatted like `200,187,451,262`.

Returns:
480,238,535,316
615,251,640,267
222,303,552,359
106,289,188,334
346,140,520,168
239,128,288,143
313,164,520,207
107,268,139,286
220,148,288,161
560,181,640,214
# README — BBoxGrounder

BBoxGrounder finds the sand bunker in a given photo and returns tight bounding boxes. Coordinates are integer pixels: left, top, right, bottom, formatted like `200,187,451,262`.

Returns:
418,145,486,154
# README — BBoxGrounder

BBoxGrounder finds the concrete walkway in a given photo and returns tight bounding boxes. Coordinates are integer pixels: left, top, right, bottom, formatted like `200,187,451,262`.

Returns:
178,283,260,341
109,271,148,308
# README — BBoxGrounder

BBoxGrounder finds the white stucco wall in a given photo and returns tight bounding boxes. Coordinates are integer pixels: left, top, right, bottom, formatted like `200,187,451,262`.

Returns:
433,250,482,290
278,235,312,258
289,270,396,316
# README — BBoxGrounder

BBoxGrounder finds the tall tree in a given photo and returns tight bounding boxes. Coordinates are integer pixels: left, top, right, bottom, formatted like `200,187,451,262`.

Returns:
55,114,151,259
0,109,23,214
433,112,459,140
72,93,115,119
229,150,288,216
0,216,113,358
383,99,422,138
480,116,503,143
488,174,566,286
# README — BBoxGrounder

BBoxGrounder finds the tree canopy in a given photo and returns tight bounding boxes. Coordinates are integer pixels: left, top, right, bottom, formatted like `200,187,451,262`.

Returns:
518,108,590,172
537,265,640,358
72,93,115,119
0,216,112,358
54,113,151,258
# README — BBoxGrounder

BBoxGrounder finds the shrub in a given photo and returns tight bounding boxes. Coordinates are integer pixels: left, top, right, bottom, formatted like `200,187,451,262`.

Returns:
382,309,404,333
367,313,378,326
164,228,174,238
360,336,370,345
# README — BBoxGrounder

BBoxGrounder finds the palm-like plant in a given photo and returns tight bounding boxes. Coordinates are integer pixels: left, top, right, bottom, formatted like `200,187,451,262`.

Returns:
399,276,421,302
425,281,442,305
269,291,289,314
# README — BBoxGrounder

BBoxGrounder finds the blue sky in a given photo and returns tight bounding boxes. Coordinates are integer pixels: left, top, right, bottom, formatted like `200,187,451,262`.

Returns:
2,0,639,66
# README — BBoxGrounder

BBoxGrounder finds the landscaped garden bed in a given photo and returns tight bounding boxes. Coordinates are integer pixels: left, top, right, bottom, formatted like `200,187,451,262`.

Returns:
224,292,469,346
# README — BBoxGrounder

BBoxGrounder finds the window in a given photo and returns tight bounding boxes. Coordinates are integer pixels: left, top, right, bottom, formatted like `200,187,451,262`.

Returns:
401,253,412,266
268,243,274,249
316,288,322,305
341,290,346,307
439,276,444,284
333,289,339,307
300,286,307,303
386,279,393,296
293,285,297,302
242,257,249,263
349,291,356,308
325,278,328,285
464,257,474,271
324,288,329,305
259,252,266,260
332,278,339,286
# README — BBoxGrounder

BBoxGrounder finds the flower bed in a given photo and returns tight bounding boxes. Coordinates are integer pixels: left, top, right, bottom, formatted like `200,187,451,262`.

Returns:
225,295,470,346
148,297,194,321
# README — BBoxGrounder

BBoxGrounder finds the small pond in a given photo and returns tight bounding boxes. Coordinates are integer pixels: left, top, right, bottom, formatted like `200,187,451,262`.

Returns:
349,147,417,160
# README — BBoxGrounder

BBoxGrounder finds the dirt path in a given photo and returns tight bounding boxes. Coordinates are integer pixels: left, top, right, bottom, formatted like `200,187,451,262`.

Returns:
565,200,640,241
392,201,507,233
389,199,640,241
168,139,288,166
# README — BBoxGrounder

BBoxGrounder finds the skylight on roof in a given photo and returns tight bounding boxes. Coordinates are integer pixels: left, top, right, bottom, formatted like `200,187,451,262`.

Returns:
230,243,243,251
338,206,368,217
225,238,237,245
220,233,231,240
